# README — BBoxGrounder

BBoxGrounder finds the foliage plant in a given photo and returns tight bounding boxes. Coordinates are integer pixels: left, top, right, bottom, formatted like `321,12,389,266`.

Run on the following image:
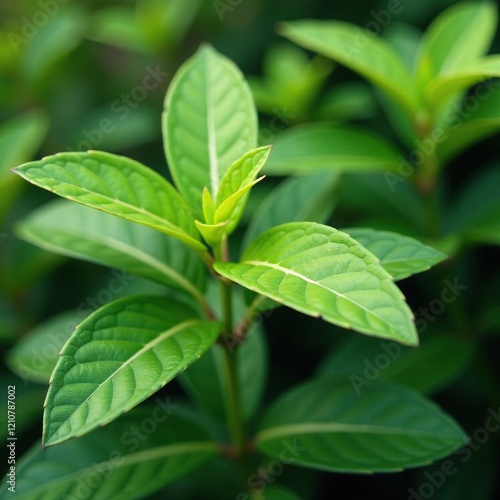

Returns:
1,39,469,498
3,2,500,498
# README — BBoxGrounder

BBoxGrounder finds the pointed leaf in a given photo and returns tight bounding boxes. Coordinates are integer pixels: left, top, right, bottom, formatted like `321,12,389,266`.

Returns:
43,295,222,446
214,146,271,232
416,2,496,88
262,124,402,175
194,219,228,247
214,175,265,226
279,21,417,114
215,222,417,345
342,228,447,280
16,199,206,302
163,44,258,218
4,408,216,500
257,377,468,473
436,79,500,164
316,333,474,395
425,55,500,112
243,172,339,250
12,151,206,252
202,186,216,224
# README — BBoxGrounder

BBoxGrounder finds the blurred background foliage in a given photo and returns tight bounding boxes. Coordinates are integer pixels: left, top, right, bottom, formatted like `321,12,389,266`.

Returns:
1,0,499,498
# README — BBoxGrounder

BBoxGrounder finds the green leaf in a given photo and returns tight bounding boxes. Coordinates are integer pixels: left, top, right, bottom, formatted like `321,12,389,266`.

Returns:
163,44,257,218
2,407,216,500
243,173,339,251
194,219,228,248
180,324,267,421
214,146,271,232
215,222,418,346
257,377,468,473
262,124,402,175
446,165,500,245
6,311,80,384
416,2,497,89
16,199,206,304
424,56,500,112
316,334,474,395
0,111,48,220
279,21,417,114
12,150,206,252
43,295,221,446
21,7,85,82
342,228,447,280
436,80,500,164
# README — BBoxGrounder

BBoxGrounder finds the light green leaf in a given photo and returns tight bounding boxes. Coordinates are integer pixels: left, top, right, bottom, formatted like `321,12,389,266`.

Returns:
257,377,468,473
6,311,80,384
416,2,497,88
243,172,339,251
214,146,271,232
0,111,48,220
163,44,257,218
342,228,447,280
194,219,228,248
215,222,418,345
180,324,267,421
436,80,500,164
279,21,417,114
12,150,206,252
425,55,500,112
262,124,402,175
316,333,474,395
16,199,206,303
43,295,221,446
2,408,216,500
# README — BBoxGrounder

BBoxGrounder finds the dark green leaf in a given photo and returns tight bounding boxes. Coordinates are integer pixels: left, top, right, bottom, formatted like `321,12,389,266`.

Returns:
342,228,447,280
1,407,216,499
257,377,468,473
263,125,402,175
316,334,474,395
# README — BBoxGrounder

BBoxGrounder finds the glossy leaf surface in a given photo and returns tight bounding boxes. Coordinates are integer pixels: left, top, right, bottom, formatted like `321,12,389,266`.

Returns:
43,295,221,446
215,223,417,345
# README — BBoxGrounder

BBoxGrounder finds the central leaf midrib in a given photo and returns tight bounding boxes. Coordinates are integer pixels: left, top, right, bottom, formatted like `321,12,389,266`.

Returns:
28,441,216,496
204,56,219,197
24,166,200,245
258,422,460,442
48,319,201,442
244,259,398,331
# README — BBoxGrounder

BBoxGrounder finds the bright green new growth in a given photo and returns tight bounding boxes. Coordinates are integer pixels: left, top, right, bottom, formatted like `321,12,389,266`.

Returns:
9,39,467,499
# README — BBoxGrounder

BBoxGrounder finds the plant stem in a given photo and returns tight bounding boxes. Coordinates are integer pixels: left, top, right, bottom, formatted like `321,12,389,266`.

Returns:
217,236,246,455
